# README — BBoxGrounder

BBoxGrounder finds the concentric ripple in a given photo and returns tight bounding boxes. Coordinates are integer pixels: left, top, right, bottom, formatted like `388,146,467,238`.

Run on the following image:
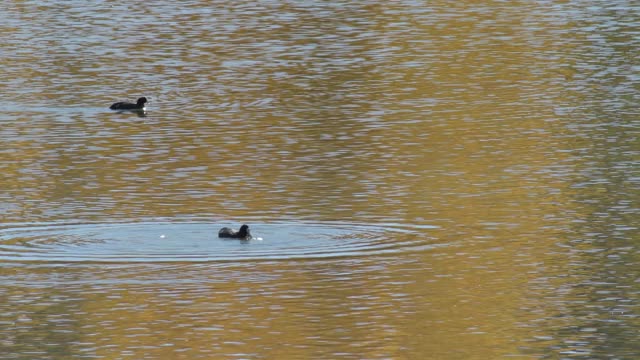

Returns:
0,221,438,263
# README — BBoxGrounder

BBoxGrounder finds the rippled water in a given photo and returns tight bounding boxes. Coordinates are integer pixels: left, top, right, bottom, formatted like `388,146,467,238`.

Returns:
0,220,435,262
1,0,639,359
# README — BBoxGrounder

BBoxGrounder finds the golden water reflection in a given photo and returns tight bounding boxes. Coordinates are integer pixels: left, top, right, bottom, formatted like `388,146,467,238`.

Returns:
1,0,639,358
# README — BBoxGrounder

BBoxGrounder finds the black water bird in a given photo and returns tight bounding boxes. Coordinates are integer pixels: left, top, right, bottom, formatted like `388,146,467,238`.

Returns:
218,224,251,240
109,97,148,110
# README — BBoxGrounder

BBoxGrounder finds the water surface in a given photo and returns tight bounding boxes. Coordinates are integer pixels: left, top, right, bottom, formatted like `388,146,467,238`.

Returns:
1,0,639,359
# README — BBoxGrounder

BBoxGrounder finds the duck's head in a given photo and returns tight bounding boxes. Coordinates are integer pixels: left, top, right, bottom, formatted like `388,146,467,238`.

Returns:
238,224,250,237
137,97,148,106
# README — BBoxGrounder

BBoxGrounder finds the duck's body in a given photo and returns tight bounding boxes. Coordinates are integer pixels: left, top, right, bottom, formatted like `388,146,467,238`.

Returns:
218,224,251,240
110,97,147,110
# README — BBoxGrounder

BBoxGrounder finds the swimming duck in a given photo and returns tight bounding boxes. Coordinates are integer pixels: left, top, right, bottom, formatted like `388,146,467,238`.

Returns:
109,97,147,110
218,224,251,239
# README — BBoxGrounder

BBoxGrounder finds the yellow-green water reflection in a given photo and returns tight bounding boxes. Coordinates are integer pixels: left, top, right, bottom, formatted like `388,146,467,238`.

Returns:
1,0,639,359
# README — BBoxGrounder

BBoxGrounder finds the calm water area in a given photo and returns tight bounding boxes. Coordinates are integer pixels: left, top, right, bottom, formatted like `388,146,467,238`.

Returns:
1,1,639,359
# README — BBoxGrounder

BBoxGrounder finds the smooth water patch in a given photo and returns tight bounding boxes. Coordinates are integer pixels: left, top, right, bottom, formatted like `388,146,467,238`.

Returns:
0,221,437,263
